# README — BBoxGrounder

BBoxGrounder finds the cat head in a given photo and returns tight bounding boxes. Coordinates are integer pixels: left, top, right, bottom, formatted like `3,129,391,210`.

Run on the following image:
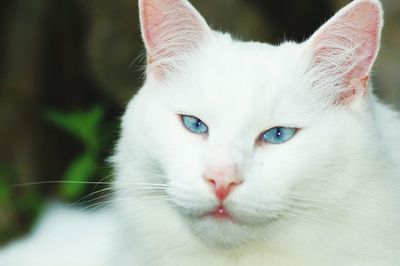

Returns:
115,0,384,247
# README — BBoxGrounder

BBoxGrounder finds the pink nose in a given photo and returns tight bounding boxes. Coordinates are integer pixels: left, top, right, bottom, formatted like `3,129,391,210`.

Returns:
204,171,243,201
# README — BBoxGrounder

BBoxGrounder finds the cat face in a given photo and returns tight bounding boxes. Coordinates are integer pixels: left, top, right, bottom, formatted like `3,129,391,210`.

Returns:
115,0,383,247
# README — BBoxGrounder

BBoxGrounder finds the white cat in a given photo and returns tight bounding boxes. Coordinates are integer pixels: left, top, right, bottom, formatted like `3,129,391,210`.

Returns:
1,0,400,265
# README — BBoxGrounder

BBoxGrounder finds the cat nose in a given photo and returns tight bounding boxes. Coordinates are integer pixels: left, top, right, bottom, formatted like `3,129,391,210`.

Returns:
203,169,243,201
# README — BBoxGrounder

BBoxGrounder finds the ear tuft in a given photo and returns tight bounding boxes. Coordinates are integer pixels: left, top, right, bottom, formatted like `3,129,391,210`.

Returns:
306,0,383,104
139,0,211,80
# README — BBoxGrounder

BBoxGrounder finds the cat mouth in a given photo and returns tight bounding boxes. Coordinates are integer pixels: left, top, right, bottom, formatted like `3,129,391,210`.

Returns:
202,205,237,222
209,206,231,219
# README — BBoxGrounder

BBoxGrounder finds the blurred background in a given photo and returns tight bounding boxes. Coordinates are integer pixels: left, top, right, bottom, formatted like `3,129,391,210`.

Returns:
0,0,399,245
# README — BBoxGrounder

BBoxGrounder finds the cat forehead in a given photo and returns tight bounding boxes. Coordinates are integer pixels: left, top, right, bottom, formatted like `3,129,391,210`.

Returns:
191,35,305,87
160,35,313,124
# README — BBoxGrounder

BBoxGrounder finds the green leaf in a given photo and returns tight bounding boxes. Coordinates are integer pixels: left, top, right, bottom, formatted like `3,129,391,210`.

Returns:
60,152,97,200
0,164,14,206
0,181,10,206
44,106,104,150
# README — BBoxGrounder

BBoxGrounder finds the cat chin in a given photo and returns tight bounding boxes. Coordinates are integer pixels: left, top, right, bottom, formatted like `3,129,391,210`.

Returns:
170,193,284,229
173,199,279,226
174,205,279,248
186,216,266,248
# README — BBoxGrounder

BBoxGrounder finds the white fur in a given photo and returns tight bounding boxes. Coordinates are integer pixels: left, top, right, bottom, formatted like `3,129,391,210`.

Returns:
0,203,116,266
1,0,400,265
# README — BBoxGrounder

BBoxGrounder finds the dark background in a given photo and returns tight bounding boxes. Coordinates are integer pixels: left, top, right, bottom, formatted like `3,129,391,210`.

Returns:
0,0,399,245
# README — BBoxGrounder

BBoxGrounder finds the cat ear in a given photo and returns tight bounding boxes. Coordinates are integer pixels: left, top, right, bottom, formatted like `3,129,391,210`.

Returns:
306,0,383,104
139,0,212,80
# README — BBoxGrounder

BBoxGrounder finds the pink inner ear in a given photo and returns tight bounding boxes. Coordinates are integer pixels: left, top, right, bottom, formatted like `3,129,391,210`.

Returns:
311,1,382,100
140,0,209,79
142,1,161,49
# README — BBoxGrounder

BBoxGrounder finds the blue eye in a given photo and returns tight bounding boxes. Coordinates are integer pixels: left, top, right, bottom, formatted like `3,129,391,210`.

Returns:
262,127,296,144
181,115,208,134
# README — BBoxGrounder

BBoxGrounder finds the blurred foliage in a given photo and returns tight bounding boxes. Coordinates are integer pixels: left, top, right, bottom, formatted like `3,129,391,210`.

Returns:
0,163,44,244
0,106,115,244
45,106,106,200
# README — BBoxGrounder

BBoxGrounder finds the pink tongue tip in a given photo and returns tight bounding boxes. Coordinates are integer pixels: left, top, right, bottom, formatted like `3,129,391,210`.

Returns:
212,206,231,219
